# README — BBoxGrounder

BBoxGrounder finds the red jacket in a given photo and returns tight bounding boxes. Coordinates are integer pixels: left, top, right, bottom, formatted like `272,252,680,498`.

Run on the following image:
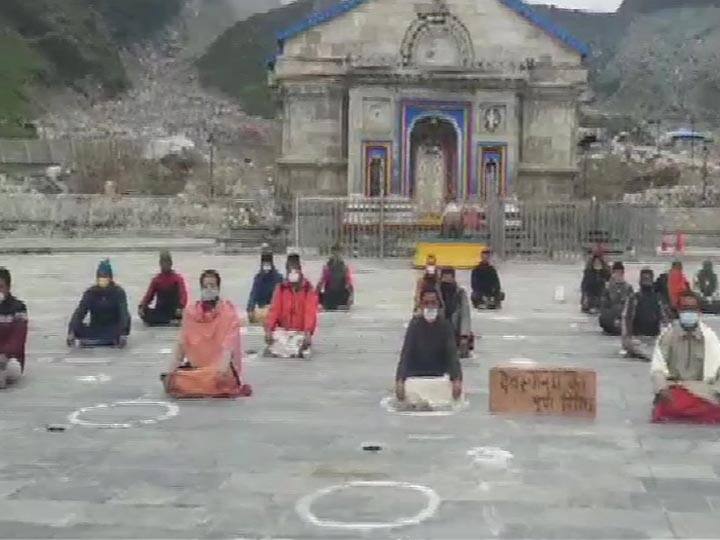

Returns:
668,269,690,309
266,279,318,334
0,295,28,369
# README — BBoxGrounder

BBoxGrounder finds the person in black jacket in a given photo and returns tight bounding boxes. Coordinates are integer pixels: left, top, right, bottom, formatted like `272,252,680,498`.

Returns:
622,268,668,361
471,250,503,309
67,259,131,348
581,254,610,314
395,289,463,403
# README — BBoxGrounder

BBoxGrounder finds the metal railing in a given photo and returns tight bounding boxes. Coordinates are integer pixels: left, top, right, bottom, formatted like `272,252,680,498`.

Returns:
294,196,661,260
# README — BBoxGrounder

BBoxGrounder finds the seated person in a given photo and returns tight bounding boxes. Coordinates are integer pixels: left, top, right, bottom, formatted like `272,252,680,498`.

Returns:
696,260,718,298
668,260,691,313
395,289,463,408
162,270,252,399
414,254,442,312
599,261,633,336
67,259,130,348
439,267,474,358
0,267,28,389
247,250,283,324
138,250,187,327
265,254,319,358
581,254,610,314
471,250,504,309
622,268,668,361
651,292,720,424
695,260,720,314
317,244,354,311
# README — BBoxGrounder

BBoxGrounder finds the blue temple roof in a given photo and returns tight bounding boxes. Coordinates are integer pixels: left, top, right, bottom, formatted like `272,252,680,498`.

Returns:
276,0,591,58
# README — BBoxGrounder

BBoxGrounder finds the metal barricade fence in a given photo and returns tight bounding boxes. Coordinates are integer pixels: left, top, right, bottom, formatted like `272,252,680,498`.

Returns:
294,196,661,260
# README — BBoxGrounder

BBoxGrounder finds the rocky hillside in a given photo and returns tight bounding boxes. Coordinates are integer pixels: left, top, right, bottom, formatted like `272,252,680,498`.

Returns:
197,0,720,127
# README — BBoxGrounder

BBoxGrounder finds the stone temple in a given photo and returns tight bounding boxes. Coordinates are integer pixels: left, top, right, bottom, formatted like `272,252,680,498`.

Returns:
271,0,589,204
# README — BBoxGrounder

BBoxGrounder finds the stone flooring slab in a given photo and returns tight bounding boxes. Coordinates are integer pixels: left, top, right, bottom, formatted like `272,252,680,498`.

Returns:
1,253,719,538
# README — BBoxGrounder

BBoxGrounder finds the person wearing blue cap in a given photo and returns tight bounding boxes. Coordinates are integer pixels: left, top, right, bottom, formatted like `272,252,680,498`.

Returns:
67,259,131,348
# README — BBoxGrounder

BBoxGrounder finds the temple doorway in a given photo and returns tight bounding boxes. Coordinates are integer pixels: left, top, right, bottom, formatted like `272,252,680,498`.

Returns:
409,116,458,214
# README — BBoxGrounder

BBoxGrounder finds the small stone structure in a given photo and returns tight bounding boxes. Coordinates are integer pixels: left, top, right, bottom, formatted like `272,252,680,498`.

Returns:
272,0,589,202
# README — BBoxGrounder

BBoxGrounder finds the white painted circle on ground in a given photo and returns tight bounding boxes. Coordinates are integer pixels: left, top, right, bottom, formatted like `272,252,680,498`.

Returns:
159,348,173,354
380,396,469,417
68,400,179,429
295,480,440,530
501,335,527,341
490,315,518,322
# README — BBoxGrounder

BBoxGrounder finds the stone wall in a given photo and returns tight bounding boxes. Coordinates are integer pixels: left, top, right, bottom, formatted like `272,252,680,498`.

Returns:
0,195,226,237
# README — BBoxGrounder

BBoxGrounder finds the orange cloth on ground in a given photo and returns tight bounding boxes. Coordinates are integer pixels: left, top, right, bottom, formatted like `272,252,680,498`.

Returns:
165,300,251,398
668,269,690,309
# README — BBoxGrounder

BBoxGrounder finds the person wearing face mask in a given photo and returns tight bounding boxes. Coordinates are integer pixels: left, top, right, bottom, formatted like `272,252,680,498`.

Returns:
599,261,633,336
67,259,130,348
317,244,354,311
138,250,188,327
162,270,252,398
651,291,720,423
439,267,474,358
581,254,610,314
0,267,28,389
414,254,442,313
395,289,463,407
622,268,669,361
265,254,319,358
471,249,503,310
247,249,283,324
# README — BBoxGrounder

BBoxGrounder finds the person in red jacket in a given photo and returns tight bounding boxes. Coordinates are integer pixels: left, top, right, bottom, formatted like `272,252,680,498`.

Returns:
138,250,188,326
668,260,690,313
265,254,318,358
0,267,28,388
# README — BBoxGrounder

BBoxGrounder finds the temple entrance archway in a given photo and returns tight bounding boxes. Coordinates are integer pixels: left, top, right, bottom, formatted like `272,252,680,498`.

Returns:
409,116,458,214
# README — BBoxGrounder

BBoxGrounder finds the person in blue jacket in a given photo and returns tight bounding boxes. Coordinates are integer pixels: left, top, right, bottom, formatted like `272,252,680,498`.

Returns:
247,250,283,324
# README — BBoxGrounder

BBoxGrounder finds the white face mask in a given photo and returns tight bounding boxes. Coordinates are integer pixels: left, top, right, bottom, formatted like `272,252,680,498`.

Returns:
288,271,300,283
201,287,219,302
423,308,439,322
262,264,272,273
679,311,700,330
426,265,436,275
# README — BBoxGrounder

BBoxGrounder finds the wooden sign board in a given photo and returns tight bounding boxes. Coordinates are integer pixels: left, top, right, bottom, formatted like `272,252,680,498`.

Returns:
489,365,597,418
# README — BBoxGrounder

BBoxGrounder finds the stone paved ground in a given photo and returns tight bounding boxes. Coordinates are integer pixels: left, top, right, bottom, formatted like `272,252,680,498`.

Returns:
2,252,720,539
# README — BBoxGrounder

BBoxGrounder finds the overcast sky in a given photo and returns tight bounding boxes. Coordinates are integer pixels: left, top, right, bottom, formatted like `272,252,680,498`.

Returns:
527,0,622,11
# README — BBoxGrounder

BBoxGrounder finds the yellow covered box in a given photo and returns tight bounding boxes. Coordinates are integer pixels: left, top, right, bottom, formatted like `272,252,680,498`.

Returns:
414,242,487,270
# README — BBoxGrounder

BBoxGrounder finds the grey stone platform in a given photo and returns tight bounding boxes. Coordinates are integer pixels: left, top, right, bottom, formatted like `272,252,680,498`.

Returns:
1,253,719,539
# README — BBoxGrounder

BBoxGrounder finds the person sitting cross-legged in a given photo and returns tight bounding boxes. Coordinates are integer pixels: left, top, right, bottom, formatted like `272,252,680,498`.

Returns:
67,259,130,348
317,244,354,311
246,249,283,325
439,267,474,358
471,250,504,310
162,270,252,399
0,267,28,389
622,268,668,361
395,289,463,409
599,261,633,336
265,254,319,358
581,254,610,314
651,291,720,424
138,250,187,327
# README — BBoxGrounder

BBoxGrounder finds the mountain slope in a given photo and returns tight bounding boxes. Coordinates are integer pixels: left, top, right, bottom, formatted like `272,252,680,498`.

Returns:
197,0,317,117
